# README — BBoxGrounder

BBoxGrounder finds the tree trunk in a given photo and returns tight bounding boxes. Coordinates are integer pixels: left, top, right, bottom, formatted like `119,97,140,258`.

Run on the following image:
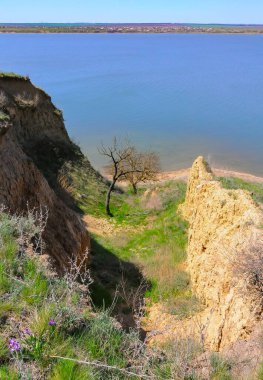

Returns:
132,183,137,194
106,181,115,216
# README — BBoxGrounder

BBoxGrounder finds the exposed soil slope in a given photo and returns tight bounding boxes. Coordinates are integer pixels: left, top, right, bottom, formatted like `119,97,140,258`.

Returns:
0,74,90,269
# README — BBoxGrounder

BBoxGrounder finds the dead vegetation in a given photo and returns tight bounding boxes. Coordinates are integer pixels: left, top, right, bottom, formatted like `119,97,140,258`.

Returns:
99,137,160,215
233,240,263,309
14,91,40,108
0,90,8,107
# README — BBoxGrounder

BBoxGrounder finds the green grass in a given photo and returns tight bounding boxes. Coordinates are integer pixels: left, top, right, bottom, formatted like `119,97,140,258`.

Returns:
257,362,263,380
0,366,20,380
218,177,263,204
2,162,261,378
67,159,109,217
1,209,197,379
0,72,29,80
50,360,93,380
92,180,201,318
0,111,10,122
210,353,232,380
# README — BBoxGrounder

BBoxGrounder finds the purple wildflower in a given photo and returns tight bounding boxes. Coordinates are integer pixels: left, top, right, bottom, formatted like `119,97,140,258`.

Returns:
9,338,21,352
48,319,56,326
24,328,31,335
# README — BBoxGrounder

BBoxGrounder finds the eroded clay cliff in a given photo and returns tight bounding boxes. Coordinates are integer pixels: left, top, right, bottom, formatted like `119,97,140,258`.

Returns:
147,156,263,353
180,156,263,349
0,74,89,269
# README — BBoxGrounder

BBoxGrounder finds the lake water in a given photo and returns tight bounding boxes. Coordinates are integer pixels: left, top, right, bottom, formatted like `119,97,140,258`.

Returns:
1,33,263,175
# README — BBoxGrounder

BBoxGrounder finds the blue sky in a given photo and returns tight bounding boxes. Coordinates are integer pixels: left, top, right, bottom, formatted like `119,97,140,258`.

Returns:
1,0,263,24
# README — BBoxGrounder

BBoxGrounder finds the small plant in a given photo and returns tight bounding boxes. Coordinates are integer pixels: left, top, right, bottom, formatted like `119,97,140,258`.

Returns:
21,322,54,361
0,111,9,122
54,108,63,118
0,90,8,107
8,339,21,353
257,361,263,380
0,336,9,362
210,353,232,380
14,91,40,108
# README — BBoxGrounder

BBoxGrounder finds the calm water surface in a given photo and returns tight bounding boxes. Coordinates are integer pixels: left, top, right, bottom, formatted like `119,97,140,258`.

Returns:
0,34,263,174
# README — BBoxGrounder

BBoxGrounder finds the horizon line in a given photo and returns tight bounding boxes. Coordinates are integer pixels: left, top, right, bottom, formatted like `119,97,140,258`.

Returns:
1,22,263,26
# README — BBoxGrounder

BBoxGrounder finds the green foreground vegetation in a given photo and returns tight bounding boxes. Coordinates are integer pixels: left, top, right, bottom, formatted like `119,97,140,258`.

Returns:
67,157,196,315
1,155,263,378
91,180,200,318
0,209,199,379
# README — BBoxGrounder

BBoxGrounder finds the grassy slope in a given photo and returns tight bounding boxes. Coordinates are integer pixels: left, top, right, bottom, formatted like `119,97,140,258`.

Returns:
1,161,262,378
72,171,263,318
84,180,202,318
0,210,183,379
218,176,263,204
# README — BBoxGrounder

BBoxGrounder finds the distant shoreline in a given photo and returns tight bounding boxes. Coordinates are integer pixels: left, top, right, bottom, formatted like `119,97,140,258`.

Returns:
1,23,263,34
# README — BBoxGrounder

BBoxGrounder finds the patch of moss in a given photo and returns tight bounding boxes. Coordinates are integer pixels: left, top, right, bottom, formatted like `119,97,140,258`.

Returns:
0,72,29,81
0,111,10,122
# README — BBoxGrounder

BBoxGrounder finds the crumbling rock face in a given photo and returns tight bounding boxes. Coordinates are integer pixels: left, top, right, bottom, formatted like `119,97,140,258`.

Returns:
146,157,263,353
180,156,263,350
0,75,89,269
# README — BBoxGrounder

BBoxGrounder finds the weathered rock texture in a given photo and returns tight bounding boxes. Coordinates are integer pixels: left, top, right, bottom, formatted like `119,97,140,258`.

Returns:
180,156,263,350
0,74,89,269
146,156,263,353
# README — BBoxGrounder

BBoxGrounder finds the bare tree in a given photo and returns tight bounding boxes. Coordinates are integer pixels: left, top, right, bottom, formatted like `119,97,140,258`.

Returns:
99,138,134,216
99,138,160,215
122,149,160,194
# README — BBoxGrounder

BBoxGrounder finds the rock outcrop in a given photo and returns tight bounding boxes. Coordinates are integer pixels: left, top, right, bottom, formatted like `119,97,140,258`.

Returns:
179,156,263,350
146,156,263,352
0,74,89,269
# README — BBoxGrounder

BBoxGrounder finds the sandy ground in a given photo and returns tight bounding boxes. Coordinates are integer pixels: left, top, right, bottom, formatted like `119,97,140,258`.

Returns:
103,167,263,187
156,167,263,184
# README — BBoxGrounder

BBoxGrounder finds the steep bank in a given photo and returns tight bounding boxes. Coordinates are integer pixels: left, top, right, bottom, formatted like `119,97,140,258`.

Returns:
147,157,263,355
0,73,91,268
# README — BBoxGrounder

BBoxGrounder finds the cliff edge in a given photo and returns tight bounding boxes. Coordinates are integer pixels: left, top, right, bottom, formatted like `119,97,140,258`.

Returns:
0,73,89,269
